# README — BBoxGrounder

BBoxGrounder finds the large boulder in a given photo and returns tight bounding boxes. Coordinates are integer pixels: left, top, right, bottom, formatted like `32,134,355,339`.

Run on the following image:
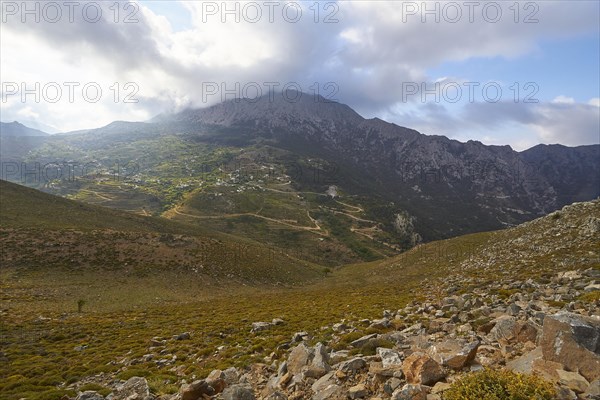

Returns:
540,312,600,382
428,339,479,370
401,352,445,386
287,342,331,379
287,343,313,375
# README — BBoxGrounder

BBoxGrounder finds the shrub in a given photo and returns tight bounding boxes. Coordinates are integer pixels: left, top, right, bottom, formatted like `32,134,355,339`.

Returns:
578,291,600,304
79,383,111,397
77,299,86,313
358,338,395,356
443,369,555,400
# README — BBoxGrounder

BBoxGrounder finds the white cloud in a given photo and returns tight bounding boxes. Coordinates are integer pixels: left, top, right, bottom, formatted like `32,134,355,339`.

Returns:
552,95,575,104
0,0,598,148
386,99,600,151
530,102,600,145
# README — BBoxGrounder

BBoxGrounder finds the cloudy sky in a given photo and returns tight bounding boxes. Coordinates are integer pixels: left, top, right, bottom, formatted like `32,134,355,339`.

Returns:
1,0,599,150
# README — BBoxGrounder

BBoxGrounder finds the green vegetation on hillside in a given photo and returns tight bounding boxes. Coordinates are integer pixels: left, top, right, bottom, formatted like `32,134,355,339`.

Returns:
1,181,598,400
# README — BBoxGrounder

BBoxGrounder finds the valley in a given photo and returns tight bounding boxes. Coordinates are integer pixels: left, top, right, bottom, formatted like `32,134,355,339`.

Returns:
1,95,600,399
1,178,599,399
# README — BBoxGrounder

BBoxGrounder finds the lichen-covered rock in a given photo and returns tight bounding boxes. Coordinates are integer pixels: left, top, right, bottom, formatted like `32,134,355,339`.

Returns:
540,312,600,382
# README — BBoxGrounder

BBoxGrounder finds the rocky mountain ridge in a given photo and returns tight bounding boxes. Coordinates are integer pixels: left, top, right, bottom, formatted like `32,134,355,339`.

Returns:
154,92,600,239
2,93,598,243
0,121,49,137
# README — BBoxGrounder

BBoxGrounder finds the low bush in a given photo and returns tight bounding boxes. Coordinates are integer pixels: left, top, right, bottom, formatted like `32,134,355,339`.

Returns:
443,369,555,400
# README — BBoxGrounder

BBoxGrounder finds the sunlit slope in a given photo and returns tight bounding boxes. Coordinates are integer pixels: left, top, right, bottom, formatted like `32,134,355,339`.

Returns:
0,180,327,301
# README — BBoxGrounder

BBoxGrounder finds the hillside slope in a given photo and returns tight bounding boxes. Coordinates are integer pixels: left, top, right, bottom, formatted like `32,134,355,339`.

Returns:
0,180,326,293
1,195,598,399
0,121,49,137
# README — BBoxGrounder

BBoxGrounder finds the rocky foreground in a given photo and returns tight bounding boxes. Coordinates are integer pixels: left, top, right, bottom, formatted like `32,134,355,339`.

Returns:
70,267,600,400
65,201,600,400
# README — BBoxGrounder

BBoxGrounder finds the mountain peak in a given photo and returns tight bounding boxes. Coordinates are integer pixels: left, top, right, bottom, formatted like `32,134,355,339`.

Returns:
0,121,49,137
157,90,365,129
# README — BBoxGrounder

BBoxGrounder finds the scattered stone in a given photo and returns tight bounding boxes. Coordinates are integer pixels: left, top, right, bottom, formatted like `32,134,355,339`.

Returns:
110,377,151,400
515,321,539,343
338,357,367,374
251,322,272,333
350,333,378,348
383,377,402,395
222,384,255,400
265,392,288,400
180,379,215,400
557,369,590,393
489,316,518,343
292,331,309,342
312,383,346,400
377,348,403,368
174,332,191,340
348,383,368,399
150,338,165,347
584,379,600,397
76,391,104,400
206,369,227,394
431,382,451,394
222,367,240,385
287,343,313,375
391,384,429,400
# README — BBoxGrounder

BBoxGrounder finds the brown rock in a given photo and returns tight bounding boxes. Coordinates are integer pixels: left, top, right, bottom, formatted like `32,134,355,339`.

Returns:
557,369,590,393
348,383,368,399
181,380,215,400
401,352,446,386
516,321,539,343
532,358,563,382
279,372,292,388
206,369,226,394
287,343,313,375
540,312,600,382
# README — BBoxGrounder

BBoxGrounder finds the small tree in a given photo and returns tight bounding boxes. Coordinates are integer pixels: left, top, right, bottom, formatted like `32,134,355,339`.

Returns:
77,299,86,313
